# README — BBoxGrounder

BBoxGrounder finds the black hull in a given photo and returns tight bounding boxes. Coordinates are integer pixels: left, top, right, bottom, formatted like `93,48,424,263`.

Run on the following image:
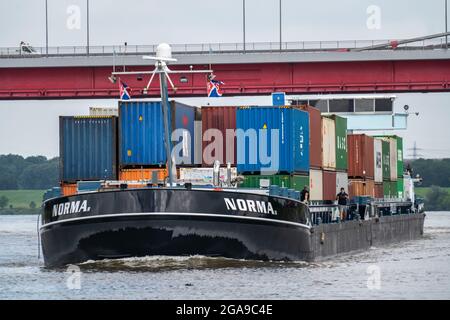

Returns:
40,188,425,268
40,188,311,267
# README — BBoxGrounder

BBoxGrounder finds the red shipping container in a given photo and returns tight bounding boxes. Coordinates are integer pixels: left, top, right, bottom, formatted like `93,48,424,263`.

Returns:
347,134,374,179
322,170,337,201
348,179,375,198
374,182,384,198
299,105,322,169
201,106,237,166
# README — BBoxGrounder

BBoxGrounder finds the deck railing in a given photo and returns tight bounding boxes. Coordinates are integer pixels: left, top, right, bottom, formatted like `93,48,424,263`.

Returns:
1,37,448,58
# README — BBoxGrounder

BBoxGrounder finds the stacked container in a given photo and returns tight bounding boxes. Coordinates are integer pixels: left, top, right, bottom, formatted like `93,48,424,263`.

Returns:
395,136,404,178
321,117,336,170
298,105,322,169
321,115,348,200
236,106,310,192
374,182,384,199
347,134,375,198
347,134,374,179
119,100,197,169
309,169,323,201
297,105,322,196
373,138,383,196
118,168,168,182
89,107,118,116
322,170,337,201
240,174,309,191
336,171,349,195
237,106,310,174
349,180,375,198
334,116,348,172
380,139,391,181
375,135,404,198
201,106,237,166
61,183,77,196
393,136,405,198
59,116,118,182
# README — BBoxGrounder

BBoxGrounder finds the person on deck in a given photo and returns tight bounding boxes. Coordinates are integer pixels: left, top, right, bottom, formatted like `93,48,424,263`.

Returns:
336,187,349,221
300,186,310,204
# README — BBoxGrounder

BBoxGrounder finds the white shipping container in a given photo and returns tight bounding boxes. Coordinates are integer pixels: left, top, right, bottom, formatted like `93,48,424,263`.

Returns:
321,117,336,169
89,107,118,116
374,139,383,183
309,169,323,201
179,167,237,185
388,138,398,181
194,120,202,165
336,171,349,195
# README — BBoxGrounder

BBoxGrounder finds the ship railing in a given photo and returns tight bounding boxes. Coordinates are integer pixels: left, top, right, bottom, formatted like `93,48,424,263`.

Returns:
310,202,373,225
1,36,448,58
355,197,416,217
309,204,353,225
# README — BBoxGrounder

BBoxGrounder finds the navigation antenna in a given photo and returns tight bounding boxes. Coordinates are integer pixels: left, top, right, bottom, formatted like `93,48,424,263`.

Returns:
110,43,212,186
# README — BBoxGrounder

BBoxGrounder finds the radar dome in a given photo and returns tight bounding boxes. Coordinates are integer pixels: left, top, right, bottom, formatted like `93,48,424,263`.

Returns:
156,43,172,59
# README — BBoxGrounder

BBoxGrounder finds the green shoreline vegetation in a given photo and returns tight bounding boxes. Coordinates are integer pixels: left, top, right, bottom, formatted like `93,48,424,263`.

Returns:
0,190,46,215
0,154,449,213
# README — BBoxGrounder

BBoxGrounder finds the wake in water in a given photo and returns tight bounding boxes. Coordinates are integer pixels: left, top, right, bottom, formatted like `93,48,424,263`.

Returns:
77,255,326,273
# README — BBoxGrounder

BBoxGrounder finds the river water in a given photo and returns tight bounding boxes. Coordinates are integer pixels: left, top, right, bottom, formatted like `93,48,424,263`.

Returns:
0,212,449,300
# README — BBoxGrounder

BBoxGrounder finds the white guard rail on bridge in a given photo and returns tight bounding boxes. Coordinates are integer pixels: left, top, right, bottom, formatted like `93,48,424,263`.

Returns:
0,35,449,58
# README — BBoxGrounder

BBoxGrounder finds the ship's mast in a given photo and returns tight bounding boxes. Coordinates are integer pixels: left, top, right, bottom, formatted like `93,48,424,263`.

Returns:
111,43,212,187
158,64,174,186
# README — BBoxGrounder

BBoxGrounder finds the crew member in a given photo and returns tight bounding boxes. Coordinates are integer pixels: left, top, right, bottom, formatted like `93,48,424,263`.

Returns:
300,186,309,203
336,187,349,221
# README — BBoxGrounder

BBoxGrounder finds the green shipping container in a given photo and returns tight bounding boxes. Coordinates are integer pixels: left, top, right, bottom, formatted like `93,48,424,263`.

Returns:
375,135,404,178
241,175,291,189
395,136,404,177
334,115,348,171
381,140,391,181
396,178,404,198
241,174,309,191
291,175,310,191
383,181,392,198
390,181,397,198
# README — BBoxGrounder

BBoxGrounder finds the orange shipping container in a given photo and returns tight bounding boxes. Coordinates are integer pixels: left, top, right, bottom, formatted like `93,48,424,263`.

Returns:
347,134,374,179
61,183,77,196
348,179,375,198
298,105,322,169
119,168,168,181
322,170,337,201
201,106,237,166
374,182,384,199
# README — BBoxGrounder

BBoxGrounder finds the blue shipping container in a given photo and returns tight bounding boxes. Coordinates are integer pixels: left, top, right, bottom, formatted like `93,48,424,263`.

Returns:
119,100,196,166
60,116,118,182
77,180,102,192
236,106,310,174
43,187,62,201
172,102,196,166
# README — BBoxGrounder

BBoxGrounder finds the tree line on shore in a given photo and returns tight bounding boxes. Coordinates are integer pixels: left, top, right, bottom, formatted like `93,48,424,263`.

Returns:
0,154,59,190
404,158,450,188
0,154,449,211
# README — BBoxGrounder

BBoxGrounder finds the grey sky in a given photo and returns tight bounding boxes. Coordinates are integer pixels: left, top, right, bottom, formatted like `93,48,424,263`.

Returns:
0,0,449,159
1,93,449,159
0,0,447,47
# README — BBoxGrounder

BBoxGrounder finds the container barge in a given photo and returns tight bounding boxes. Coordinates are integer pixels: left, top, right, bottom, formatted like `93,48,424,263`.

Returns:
40,103,425,267
39,46,425,267
40,170,424,268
